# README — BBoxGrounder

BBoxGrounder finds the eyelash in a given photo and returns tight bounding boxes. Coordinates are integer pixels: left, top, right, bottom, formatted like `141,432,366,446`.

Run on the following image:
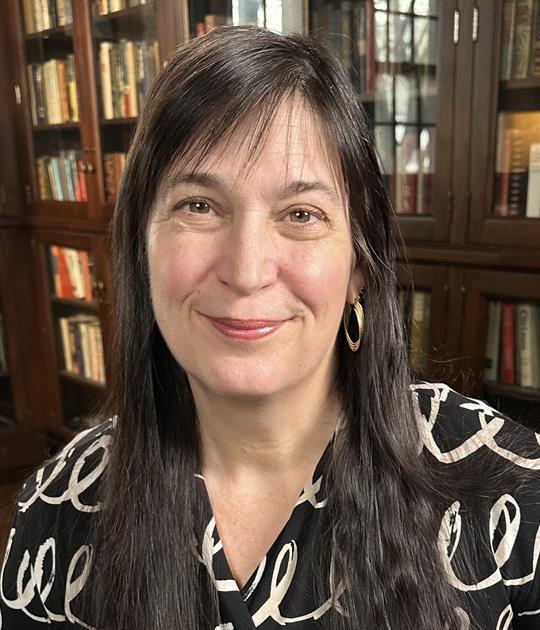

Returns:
172,198,328,226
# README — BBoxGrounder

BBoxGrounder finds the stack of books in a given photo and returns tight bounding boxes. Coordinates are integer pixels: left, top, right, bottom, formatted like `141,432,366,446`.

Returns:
95,0,149,16
494,111,540,218
98,39,160,119
58,314,106,384
27,56,79,125
36,151,87,202
484,300,540,389
500,0,540,80
21,0,73,33
48,245,96,301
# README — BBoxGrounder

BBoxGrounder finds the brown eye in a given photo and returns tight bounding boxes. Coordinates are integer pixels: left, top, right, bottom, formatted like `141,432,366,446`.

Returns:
188,201,211,213
290,210,312,223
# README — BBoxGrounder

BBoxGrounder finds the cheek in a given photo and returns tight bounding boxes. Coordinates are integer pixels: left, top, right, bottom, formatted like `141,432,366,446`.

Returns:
283,243,352,317
147,230,214,310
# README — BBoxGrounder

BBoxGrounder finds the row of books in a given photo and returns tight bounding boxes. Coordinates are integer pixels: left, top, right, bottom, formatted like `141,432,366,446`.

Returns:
484,301,540,389
94,0,149,16
59,314,105,384
0,313,7,373
104,152,127,199
22,0,73,34
398,289,431,371
494,111,540,218
98,39,160,120
27,57,79,125
36,151,88,202
311,1,376,94
376,126,435,214
48,245,96,301
500,0,540,80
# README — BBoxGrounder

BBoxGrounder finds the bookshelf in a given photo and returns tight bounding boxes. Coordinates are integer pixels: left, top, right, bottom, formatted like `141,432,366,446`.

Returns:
0,0,539,440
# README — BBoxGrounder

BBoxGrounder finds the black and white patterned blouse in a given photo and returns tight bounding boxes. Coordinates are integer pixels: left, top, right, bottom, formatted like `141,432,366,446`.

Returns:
2,382,540,629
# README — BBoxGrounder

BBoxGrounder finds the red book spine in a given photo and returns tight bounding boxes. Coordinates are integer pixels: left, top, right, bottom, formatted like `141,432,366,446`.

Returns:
57,247,74,298
501,302,516,384
77,160,88,201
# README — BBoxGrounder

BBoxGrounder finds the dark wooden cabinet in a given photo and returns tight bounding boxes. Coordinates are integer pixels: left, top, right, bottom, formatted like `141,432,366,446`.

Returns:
0,0,539,440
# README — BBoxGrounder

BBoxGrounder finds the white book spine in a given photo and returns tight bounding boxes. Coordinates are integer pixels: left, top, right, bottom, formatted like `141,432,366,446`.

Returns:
526,143,540,218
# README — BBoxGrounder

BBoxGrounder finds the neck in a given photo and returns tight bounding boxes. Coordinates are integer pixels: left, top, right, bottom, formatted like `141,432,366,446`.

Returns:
191,374,341,484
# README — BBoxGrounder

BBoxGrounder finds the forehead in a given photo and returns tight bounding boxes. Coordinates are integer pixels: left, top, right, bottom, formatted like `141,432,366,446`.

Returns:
157,97,345,199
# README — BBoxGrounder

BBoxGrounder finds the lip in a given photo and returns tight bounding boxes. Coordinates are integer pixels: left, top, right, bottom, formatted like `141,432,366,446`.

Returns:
203,315,287,340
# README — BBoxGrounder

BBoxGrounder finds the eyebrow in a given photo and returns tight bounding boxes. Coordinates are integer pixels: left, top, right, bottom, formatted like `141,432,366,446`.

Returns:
161,171,342,205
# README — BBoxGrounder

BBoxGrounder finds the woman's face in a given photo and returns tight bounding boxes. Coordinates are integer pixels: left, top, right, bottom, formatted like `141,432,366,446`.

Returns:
146,100,364,399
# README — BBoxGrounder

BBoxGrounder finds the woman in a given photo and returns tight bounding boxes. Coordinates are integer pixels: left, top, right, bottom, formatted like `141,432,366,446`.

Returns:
2,25,540,630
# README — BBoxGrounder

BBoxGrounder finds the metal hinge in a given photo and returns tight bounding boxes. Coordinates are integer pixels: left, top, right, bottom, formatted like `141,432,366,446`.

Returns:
465,190,472,225
472,6,479,43
24,183,32,203
447,190,453,224
453,9,460,44
14,84,21,105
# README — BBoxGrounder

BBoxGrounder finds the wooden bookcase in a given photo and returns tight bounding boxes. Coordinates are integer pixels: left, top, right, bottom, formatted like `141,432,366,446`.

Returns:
0,0,539,444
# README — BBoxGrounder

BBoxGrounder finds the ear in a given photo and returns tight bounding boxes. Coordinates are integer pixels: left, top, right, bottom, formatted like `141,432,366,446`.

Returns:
346,264,365,304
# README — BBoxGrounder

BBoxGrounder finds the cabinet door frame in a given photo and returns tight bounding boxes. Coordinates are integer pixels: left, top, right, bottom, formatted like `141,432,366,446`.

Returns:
467,0,540,255
461,268,540,400
390,0,459,244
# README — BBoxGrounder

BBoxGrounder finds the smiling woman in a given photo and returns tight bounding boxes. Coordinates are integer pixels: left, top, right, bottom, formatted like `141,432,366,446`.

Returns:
2,24,540,630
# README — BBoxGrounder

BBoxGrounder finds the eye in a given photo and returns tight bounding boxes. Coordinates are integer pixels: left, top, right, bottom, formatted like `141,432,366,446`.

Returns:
186,200,213,214
289,210,311,223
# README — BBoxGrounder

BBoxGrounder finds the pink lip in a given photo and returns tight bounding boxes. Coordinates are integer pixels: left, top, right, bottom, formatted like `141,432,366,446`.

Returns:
203,316,286,340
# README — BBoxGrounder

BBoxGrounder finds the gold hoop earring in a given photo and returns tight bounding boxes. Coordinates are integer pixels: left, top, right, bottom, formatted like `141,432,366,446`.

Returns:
343,291,365,352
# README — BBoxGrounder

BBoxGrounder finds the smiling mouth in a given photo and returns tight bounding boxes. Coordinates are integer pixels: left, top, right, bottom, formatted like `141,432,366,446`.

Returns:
202,315,288,340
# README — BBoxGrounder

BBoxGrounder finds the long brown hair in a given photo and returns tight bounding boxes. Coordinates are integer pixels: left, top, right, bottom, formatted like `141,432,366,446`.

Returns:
87,25,530,629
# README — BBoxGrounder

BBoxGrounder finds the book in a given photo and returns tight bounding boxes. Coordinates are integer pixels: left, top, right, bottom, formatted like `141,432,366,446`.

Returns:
526,142,540,217
511,0,534,79
494,112,540,216
417,128,434,214
516,303,540,388
484,301,502,382
501,303,516,384
501,0,517,80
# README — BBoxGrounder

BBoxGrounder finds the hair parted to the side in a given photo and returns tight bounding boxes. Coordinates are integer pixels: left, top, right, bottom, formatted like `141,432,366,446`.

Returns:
85,25,533,630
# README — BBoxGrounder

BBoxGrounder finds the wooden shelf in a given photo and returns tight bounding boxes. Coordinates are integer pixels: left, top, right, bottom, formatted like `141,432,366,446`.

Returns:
51,296,98,310
500,77,540,90
32,121,80,131
24,24,73,39
92,2,154,23
483,382,540,404
59,370,106,390
100,116,138,125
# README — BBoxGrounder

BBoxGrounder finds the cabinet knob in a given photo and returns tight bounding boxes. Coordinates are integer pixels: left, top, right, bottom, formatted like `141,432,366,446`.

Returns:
86,163,95,174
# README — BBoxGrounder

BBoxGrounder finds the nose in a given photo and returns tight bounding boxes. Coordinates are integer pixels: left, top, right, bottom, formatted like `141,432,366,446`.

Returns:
216,211,278,296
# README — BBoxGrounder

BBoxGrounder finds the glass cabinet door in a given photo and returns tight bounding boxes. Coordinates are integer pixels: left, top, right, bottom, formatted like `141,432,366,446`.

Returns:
187,0,305,37
468,0,540,251
89,0,160,206
19,0,89,217
308,0,456,242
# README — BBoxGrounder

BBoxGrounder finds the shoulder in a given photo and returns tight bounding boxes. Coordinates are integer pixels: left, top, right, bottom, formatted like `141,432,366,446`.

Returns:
411,383,540,625
0,418,114,628
17,416,115,516
409,381,540,470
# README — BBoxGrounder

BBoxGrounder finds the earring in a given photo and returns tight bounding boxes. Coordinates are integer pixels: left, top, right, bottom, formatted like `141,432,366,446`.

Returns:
343,288,365,352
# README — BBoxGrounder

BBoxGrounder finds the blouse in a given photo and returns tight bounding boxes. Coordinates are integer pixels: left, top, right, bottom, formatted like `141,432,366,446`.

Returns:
1,381,540,629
